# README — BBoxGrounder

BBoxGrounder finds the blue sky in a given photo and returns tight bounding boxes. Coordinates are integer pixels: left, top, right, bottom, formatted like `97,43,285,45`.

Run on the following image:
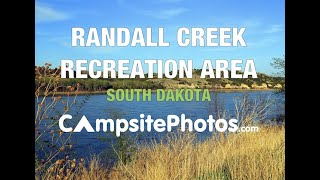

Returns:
35,0,284,75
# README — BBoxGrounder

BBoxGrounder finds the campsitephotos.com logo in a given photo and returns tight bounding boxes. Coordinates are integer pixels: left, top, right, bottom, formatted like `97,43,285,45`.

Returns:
58,113,259,136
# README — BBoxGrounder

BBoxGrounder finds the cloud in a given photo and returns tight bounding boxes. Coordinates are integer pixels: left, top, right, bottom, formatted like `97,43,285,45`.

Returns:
116,0,126,5
145,8,189,19
200,47,240,52
116,0,188,19
36,31,50,36
35,3,70,23
87,47,123,54
118,0,185,5
264,24,284,34
47,37,71,47
156,0,186,3
247,36,279,48
241,20,262,28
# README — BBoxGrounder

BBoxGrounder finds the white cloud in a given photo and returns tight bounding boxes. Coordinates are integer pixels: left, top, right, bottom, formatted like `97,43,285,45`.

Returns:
247,36,279,48
86,47,123,54
116,0,188,19
200,47,240,52
145,8,189,19
241,20,262,28
47,37,70,47
36,31,50,36
156,0,186,3
35,3,70,23
264,24,284,34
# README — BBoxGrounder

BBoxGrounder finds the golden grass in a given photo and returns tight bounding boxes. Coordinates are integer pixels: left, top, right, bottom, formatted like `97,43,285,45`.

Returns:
41,125,284,180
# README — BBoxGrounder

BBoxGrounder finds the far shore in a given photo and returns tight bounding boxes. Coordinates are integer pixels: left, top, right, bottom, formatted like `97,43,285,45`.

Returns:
38,88,276,96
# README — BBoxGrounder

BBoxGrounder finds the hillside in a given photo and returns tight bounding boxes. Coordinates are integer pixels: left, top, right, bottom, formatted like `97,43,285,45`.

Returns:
35,66,285,92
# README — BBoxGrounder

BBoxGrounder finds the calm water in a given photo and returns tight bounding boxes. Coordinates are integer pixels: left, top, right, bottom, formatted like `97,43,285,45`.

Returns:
36,90,284,158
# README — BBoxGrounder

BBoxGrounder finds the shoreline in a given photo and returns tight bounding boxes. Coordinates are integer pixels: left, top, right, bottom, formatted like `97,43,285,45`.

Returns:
38,88,276,96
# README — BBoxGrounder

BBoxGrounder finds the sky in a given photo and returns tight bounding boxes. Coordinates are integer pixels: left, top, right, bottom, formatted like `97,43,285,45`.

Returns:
35,0,284,75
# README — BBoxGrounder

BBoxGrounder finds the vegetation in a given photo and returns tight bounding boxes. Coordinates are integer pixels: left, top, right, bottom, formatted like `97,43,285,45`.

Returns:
35,66,284,94
35,56,285,179
38,125,284,180
98,110,140,166
35,64,80,175
35,70,284,179
271,55,285,93
271,56,285,77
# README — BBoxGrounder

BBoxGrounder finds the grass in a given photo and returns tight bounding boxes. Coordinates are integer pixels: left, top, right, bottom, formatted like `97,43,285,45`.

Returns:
40,125,284,180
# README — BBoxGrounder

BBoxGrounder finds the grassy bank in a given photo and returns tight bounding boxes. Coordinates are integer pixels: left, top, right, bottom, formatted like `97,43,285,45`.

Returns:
36,66,284,95
41,125,284,180
41,88,275,96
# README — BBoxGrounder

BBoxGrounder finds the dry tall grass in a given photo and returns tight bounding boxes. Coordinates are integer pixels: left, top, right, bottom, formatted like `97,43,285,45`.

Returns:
42,125,284,180
35,64,79,173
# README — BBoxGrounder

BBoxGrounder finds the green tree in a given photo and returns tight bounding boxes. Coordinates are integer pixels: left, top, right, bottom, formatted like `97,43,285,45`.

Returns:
271,55,285,93
271,55,285,77
270,56,285,123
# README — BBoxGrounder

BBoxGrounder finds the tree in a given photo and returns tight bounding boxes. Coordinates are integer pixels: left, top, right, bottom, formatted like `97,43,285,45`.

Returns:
271,55,285,77
270,56,285,123
271,55,285,93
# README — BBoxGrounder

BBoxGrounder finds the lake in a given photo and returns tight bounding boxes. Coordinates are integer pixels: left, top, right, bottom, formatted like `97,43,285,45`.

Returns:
36,90,284,159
